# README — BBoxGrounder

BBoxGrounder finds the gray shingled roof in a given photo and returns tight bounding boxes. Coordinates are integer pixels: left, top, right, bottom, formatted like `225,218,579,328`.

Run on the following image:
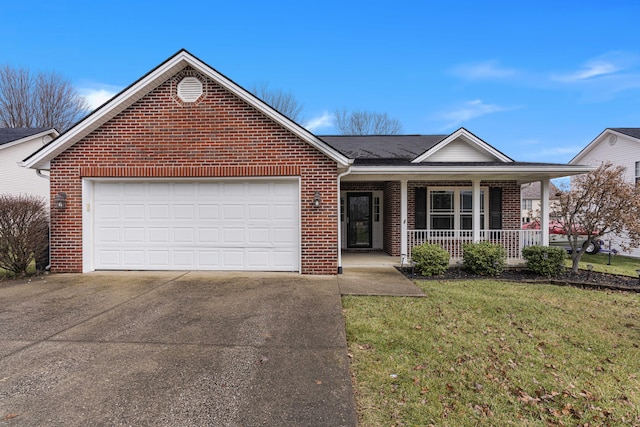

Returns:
611,128,640,139
0,128,50,146
319,135,447,159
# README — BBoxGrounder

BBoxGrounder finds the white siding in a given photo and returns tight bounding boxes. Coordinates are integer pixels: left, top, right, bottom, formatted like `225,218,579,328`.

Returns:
425,139,496,162
574,132,640,257
0,138,49,203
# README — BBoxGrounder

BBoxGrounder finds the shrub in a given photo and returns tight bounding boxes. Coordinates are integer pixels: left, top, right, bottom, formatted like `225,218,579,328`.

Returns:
411,243,450,276
462,241,506,276
522,246,566,277
0,194,49,276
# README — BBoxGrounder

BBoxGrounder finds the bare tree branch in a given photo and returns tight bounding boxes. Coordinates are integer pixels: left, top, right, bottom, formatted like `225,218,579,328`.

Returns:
0,65,89,131
251,82,305,125
334,109,403,135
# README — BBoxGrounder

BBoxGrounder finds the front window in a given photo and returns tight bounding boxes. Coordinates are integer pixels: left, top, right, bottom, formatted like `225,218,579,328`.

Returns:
427,188,487,231
635,161,640,185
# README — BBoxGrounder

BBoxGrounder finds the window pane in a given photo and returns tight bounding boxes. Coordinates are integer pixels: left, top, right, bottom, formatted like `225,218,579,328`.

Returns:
636,161,640,178
431,215,453,230
461,215,472,230
430,191,453,212
461,191,472,212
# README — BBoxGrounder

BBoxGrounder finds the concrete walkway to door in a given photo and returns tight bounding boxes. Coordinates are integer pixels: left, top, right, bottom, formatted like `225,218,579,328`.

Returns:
0,271,357,426
339,252,425,297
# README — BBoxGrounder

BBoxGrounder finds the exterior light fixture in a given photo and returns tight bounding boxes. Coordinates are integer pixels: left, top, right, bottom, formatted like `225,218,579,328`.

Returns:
312,191,321,208
54,192,67,209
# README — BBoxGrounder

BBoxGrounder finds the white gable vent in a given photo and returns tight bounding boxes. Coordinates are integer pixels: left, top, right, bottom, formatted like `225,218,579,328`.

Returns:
177,77,203,102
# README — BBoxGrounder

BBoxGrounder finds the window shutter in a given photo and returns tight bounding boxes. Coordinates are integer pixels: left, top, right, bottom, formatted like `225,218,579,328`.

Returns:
415,187,427,229
489,187,502,230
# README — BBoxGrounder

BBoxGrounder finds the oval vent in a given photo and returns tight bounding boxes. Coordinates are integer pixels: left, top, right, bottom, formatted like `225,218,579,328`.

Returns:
177,77,203,102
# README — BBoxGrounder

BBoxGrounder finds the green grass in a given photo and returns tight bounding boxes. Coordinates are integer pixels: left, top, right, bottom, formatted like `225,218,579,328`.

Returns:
566,253,640,277
344,280,640,426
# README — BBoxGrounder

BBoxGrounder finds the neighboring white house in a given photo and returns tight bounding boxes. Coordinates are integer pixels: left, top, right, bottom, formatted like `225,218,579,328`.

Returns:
570,127,640,257
0,128,59,202
521,181,560,224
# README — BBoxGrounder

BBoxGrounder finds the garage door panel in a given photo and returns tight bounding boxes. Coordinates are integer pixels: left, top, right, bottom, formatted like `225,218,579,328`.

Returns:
149,251,170,266
93,180,299,271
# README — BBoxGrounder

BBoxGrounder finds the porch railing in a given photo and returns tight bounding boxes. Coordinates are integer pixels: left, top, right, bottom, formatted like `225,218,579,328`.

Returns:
407,229,542,261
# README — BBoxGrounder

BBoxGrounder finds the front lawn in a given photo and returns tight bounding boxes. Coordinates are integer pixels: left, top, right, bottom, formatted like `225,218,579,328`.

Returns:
343,280,640,426
567,253,640,277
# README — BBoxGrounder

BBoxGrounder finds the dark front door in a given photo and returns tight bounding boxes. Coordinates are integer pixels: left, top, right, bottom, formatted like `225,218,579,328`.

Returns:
347,193,372,248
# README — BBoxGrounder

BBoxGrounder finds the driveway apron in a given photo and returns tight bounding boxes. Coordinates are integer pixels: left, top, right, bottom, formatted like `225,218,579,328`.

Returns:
0,271,357,426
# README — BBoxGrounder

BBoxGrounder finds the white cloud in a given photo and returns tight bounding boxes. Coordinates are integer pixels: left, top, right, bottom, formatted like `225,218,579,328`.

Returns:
305,111,333,132
78,85,122,110
450,60,516,80
552,52,638,83
437,99,513,130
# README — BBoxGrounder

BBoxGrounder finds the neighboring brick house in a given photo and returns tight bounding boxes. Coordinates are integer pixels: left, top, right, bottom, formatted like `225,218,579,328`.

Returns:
570,128,640,258
1,128,58,202
23,50,592,274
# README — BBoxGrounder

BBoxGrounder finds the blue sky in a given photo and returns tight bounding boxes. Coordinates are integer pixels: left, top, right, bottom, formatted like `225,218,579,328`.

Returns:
4,0,640,163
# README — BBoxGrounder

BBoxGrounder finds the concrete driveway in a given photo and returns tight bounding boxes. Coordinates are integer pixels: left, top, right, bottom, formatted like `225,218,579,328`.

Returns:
0,272,357,426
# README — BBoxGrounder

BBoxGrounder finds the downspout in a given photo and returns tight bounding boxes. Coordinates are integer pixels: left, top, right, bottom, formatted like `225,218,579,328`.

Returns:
337,166,353,274
35,169,51,270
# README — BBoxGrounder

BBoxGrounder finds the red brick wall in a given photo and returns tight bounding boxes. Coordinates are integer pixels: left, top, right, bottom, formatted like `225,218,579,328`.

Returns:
384,181,401,256
49,67,339,274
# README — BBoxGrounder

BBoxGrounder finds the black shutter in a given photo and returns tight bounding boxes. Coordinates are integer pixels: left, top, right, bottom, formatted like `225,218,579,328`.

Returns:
489,187,502,230
415,187,427,229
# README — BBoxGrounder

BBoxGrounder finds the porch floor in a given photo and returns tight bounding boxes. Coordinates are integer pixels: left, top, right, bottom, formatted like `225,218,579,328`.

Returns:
341,252,404,268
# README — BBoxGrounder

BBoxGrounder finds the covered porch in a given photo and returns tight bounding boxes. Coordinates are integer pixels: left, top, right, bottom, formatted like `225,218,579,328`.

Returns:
338,174,558,271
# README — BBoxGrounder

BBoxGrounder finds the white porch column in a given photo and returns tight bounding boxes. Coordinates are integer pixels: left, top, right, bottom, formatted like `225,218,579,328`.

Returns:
472,179,481,242
400,179,408,260
540,179,550,246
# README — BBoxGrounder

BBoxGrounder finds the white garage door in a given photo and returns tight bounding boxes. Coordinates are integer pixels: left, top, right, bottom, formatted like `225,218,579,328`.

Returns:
92,180,299,271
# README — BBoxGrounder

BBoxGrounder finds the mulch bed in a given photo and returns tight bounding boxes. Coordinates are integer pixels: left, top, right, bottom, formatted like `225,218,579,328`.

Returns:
398,266,640,292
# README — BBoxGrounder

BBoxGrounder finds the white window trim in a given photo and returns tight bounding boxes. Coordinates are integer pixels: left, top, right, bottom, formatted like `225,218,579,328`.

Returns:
426,186,489,231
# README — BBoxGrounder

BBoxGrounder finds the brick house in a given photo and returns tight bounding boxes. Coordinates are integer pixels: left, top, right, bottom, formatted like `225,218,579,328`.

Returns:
23,50,592,274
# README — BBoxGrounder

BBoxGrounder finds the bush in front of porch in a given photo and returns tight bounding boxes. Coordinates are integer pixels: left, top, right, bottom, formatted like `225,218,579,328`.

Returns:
462,241,506,276
523,246,566,277
411,243,449,276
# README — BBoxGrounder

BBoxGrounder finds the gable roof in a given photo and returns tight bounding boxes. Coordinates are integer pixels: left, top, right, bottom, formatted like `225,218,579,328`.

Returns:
570,127,640,164
0,128,55,146
412,128,513,163
610,128,640,139
22,49,351,170
0,128,59,151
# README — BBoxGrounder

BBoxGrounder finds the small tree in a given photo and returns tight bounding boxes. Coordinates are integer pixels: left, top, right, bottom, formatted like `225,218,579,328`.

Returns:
334,109,402,135
555,162,640,273
0,194,49,276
